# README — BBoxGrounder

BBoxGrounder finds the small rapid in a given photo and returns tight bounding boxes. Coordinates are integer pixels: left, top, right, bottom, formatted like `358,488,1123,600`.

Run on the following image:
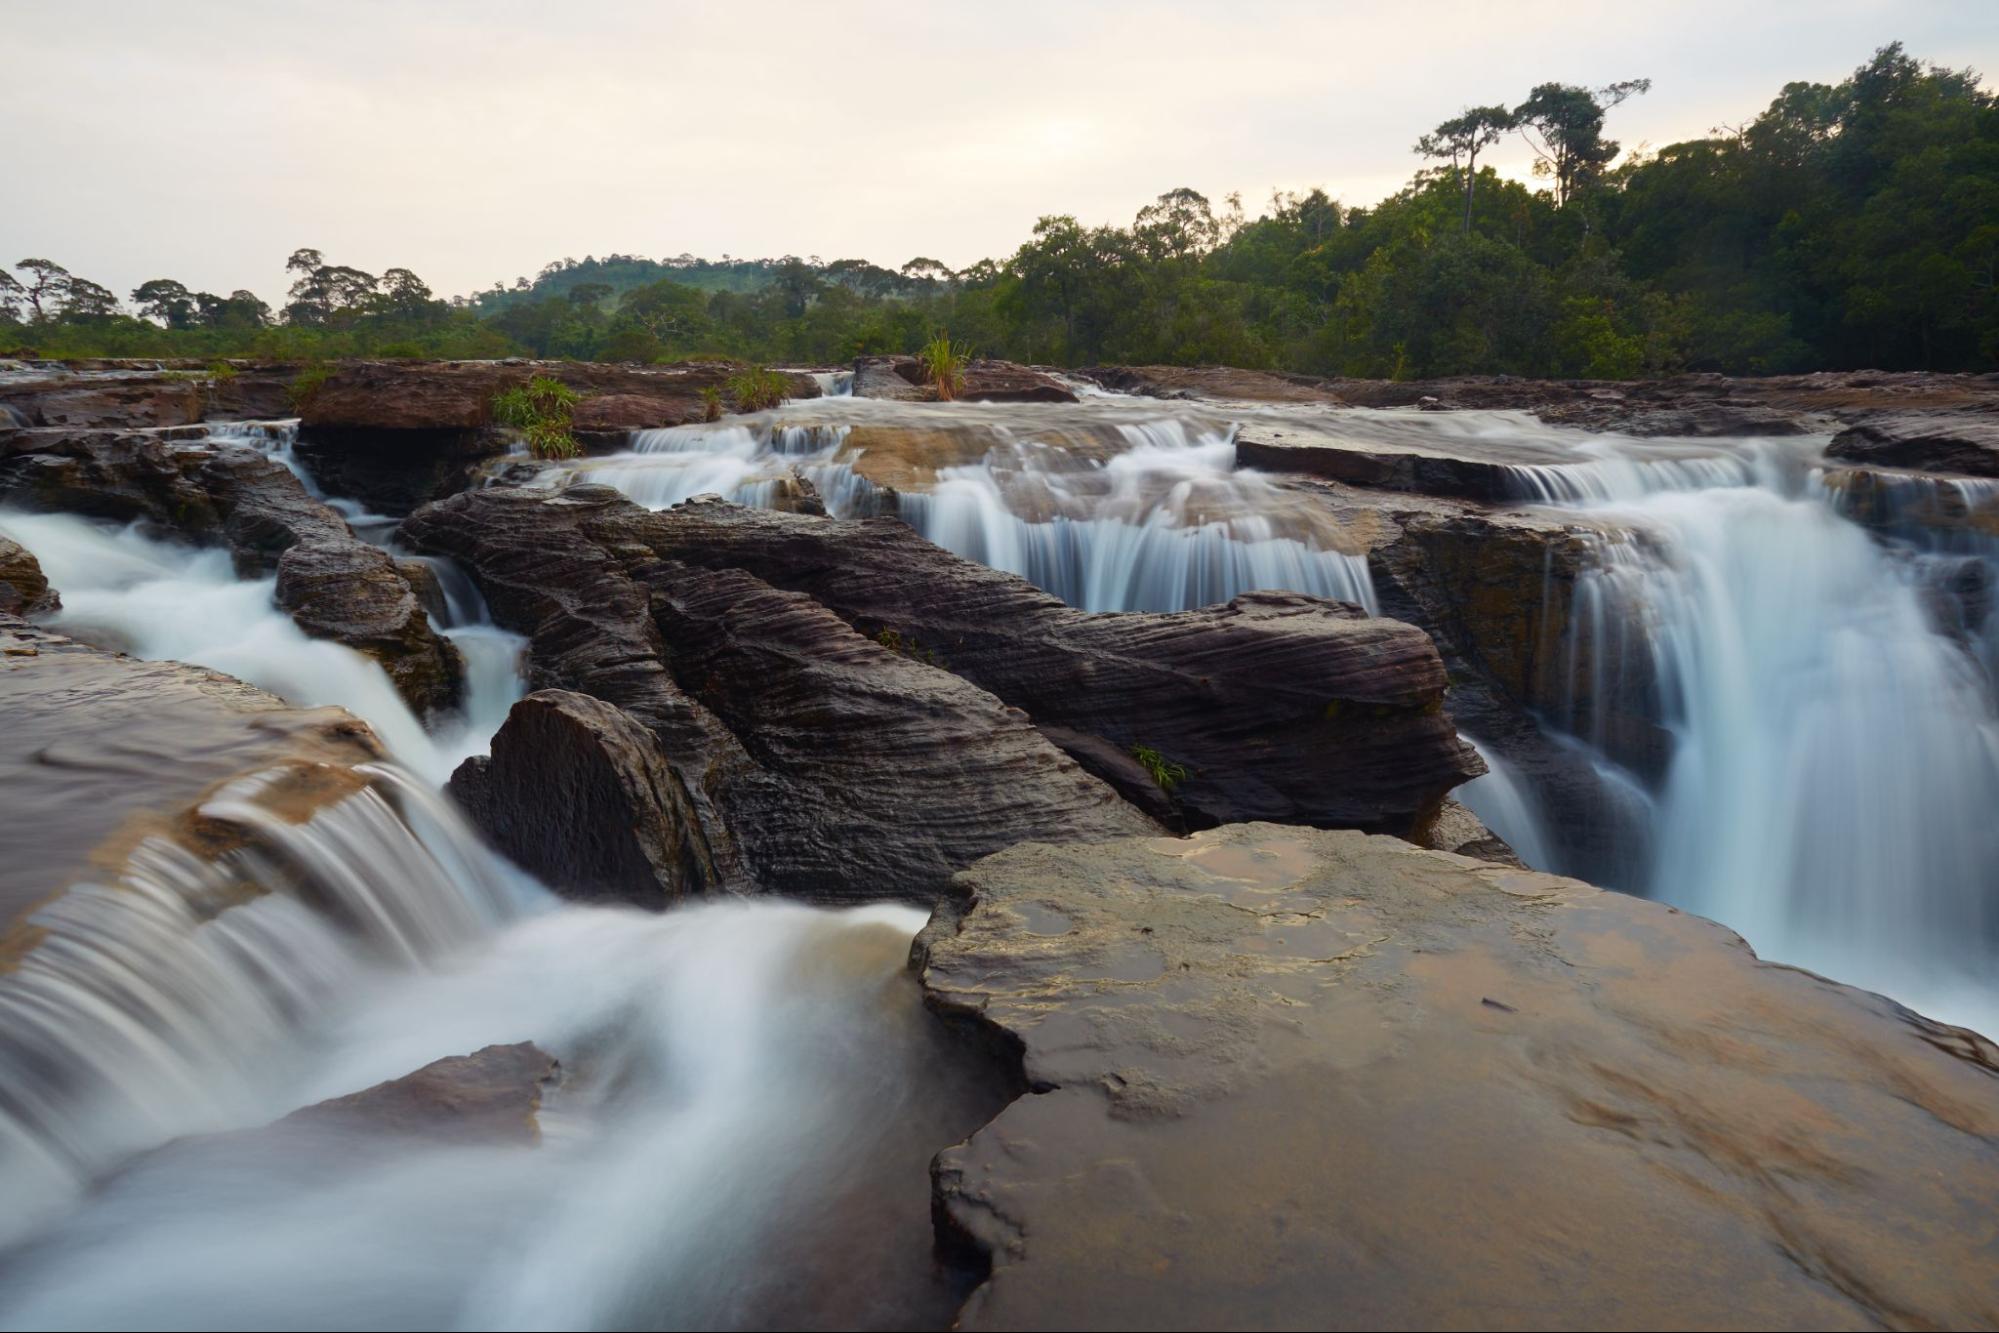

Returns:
555,401,1378,614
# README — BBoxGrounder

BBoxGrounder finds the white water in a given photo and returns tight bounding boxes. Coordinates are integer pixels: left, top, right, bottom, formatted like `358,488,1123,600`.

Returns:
1480,425,1999,1033
0,510,517,786
559,407,1377,614
0,895,978,1330
0,439,988,1326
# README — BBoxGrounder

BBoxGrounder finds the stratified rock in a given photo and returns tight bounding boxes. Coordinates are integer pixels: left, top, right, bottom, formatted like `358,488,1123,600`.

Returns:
0,428,349,571
295,360,823,505
450,690,726,906
433,543,1160,907
1410,794,1521,865
404,487,1479,838
0,537,57,616
1078,364,1347,404
279,1043,559,1148
854,356,1078,404
1828,413,1999,478
917,824,1999,1332
276,539,462,717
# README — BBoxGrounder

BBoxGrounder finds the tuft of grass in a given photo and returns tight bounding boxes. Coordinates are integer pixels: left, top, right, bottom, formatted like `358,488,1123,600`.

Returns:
286,362,334,412
492,374,582,459
205,359,238,381
726,364,789,412
873,627,940,665
700,385,724,422
1130,744,1189,793
917,333,973,401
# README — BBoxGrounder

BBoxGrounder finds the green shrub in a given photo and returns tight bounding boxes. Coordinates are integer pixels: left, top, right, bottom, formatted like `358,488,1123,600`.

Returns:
700,385,724,422
1130,744,1189,792
491,374,582,459
917,333,973,401
205,359,238,381
725,364,789,412
285,362,333,412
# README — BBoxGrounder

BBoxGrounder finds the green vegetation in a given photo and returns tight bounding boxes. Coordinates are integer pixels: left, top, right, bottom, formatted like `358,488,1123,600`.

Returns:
726,365,789,412
285,362,333,412
6,45,1993,376
872,628,941,665
699,385,724,422
917,333,973,400
1131,745,1190,793
491,375,582,459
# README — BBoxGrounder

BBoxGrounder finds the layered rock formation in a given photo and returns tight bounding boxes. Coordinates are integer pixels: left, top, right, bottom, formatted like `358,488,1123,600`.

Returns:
854,355,1078,404
1828,412,1999,478
0,426,462,715
407,486,1479,908
918,824,1999,1331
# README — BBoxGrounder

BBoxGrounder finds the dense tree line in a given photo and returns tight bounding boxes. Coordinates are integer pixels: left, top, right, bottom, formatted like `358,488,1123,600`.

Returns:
4,44,1991,377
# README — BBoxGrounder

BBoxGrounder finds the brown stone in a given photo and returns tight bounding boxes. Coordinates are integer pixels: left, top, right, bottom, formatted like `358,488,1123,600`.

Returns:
918,823,1999,1331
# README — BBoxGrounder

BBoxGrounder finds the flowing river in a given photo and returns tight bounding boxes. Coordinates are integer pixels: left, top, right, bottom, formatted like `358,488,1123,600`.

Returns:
2,393,1997,1326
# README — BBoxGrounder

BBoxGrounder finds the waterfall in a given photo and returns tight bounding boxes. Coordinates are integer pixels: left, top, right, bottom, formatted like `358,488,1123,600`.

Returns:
555,407,1378,614
1493,431,1999,1033
0,766,536,1246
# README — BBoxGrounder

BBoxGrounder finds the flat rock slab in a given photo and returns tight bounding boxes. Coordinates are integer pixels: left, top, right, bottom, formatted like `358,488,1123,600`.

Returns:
917,823,1999,1331
0,619,383,940
1828,412,1999,479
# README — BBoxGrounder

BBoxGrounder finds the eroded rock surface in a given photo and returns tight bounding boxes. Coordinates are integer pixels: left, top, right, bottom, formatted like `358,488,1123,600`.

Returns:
279,1042,559,1148
0,537,56,616
1828,412,1999,479
275,539,463,717
414,488,1160,905
854,355,1078,404
918,824,1999,1331
404,487,1479,845
0,618,383,945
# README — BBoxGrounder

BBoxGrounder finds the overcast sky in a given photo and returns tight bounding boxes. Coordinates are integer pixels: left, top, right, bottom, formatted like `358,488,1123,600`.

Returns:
8,0,1995,306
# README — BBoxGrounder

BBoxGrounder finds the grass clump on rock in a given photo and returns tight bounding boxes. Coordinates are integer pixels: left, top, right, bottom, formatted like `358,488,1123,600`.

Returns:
726,365,789,412
1131,744,1189,792
918,333,972,401
492,375,582,460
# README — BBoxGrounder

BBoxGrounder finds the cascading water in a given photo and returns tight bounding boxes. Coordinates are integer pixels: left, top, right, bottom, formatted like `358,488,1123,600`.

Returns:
0,430,1004,1327
0,509,516,786
1487,426,1999,1033
553,401,1377,614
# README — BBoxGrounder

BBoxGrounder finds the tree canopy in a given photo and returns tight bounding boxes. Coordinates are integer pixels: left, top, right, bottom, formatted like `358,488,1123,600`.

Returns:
4,44,1991,377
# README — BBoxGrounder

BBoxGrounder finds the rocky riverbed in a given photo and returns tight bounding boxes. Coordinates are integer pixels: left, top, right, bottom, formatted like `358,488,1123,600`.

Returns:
2,354,1997,1329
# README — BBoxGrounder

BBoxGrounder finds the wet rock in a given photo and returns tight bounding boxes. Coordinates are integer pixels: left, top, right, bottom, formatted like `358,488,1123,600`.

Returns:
1827,413,1999,478
279,1042,559,1148
1410,794,1520,865
404,487,1479,840
0,618,383,942
918,823,1999,1331
431,542,1159,906
855,356,1078,404
276,540,462,717
1374,508,1665,779
449,690,725,906
0,428,349,571
0,537,57,616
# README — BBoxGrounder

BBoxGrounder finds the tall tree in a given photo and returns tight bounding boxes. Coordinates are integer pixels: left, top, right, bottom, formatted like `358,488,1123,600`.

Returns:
1515,79,1650,204
132,278,199,329
1415,105,1516,231
14,258,71,322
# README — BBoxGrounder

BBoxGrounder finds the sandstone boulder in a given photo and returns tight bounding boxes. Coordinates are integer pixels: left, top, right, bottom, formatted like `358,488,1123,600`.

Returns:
0,537,57,616
919,823,1999,1331
276,539,463,717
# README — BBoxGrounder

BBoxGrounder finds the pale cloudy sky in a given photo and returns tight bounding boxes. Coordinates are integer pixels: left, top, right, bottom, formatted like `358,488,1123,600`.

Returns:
8,0,1995,305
